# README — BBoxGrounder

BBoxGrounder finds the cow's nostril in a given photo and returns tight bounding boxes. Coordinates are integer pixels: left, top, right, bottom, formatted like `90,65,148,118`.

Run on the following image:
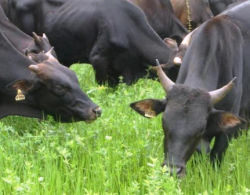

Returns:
93,107,102,117
168,165,186,178
177,167,182,175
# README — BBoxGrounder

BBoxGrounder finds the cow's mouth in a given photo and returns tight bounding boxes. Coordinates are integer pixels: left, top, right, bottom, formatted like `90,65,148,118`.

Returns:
85,119,97,123
163,164,186,178
172,166,186,178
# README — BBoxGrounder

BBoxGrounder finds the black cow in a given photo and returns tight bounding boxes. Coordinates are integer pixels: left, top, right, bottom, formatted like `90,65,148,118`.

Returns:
130,2,250,177
3,0,178,86
170,0,213,31
127,0,188,45
0,24,101,122
208,0,248,15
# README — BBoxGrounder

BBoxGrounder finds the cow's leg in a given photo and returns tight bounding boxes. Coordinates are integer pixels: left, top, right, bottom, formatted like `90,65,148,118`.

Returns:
14,0,39,35
121,66,148,85
20,12,34,35
210,134,229,165
90,54,120,86
90,54,108,85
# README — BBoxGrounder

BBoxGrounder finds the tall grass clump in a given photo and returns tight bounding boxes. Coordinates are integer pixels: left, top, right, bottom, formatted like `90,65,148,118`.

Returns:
0,64,249,195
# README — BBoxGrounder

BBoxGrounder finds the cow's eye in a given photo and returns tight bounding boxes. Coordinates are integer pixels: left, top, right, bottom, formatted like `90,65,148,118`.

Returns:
54,85,67,96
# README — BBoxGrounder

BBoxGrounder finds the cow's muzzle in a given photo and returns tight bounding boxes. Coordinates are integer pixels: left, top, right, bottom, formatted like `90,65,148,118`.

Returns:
93,106,102,118
169,165,186,178
162,161,186,178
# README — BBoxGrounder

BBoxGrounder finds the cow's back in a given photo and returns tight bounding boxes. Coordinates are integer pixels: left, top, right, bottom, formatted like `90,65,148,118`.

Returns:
224,2,250,108
176,2,250,113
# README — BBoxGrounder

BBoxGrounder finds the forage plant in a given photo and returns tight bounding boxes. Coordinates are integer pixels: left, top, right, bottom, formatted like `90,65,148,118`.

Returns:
0,64,249,195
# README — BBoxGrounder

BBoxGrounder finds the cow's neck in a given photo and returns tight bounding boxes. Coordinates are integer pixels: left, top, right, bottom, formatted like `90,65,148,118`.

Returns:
0,30,34,93
0,16,31,53
176,42,221,90
133,33,174,65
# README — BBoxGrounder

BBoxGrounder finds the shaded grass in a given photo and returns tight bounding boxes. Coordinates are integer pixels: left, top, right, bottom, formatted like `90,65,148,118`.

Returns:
0,64,249,194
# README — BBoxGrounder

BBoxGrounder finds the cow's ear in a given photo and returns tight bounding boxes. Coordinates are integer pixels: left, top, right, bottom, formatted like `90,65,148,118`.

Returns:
130,99,166,118
164,38,178,51
6,79,35,93
206,110,246,134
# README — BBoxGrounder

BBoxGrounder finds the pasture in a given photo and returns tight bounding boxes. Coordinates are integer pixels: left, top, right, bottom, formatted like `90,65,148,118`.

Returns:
0,64,249,195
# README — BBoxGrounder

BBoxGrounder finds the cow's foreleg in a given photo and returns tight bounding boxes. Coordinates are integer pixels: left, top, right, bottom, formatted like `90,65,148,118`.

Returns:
90,53,109,85
210,133,229,166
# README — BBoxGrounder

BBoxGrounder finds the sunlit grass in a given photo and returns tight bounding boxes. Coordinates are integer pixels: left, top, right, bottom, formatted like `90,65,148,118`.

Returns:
0,64,249,194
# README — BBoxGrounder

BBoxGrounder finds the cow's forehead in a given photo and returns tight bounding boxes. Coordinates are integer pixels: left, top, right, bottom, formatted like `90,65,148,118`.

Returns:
167,84,211,106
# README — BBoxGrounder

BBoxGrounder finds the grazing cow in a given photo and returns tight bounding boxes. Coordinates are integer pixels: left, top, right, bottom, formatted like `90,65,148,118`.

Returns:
3,0,178,86
127,0,188,44
208,0,248,15
130,2,250,177
170,0,214,31
0,26,101,122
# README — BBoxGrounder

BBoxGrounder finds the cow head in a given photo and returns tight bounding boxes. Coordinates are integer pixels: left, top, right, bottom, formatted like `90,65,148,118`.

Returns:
26,32,57,60
164,28,197,67
130,60,245,177
7,52,101,122
158,29,198,82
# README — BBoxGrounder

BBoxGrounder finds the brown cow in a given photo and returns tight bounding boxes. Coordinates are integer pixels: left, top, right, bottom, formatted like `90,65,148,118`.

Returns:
170,0,213,31
128,0,188,45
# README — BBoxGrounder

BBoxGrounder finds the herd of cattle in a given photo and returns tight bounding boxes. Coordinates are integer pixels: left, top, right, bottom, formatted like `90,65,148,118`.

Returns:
0,0,250,177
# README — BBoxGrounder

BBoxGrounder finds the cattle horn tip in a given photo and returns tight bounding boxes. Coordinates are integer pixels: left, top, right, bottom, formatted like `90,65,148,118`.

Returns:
32,32,39,37
231,77,236,83
156,59,160,66
173,57,182,65
42,33,47,38
209,77,237,105
46,47,54,55
32,32,41,43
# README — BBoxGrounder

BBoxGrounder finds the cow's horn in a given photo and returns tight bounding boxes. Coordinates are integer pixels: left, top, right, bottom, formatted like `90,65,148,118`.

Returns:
42,33,47,39
209,77,236,105
173,57,182,65
181,28,197,47
156,59,175,93
32,32,41,43
46,47,54,56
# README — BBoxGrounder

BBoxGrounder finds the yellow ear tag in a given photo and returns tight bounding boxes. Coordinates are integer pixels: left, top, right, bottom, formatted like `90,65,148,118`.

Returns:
15,89,25,101
145,109,156,118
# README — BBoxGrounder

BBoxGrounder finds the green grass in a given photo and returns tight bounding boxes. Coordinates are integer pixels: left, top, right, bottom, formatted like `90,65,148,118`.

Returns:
0,64,250,195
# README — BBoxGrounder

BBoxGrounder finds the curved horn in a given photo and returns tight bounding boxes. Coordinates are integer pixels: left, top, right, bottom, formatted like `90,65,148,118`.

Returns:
156,59,175,93
172,28,197,66
180,28,197,47
46,47,54,57
32,32,41,43
42,33,48,39
209,77,236,105
173,57,182,65
45,47,58,62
